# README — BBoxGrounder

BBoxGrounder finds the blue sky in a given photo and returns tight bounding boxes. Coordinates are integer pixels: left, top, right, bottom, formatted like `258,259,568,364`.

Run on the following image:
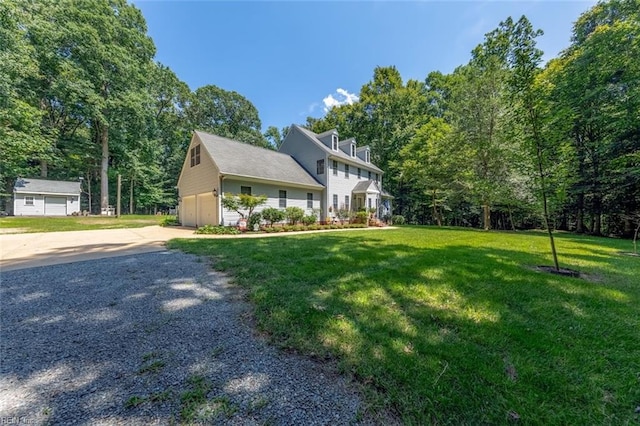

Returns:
134,1,596,133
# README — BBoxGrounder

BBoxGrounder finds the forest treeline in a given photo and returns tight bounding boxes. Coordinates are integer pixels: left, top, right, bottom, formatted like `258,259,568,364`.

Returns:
1,0,638,236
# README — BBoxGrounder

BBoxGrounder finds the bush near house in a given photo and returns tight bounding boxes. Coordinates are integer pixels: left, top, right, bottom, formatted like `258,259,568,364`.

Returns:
261,207,286,227
284,206,305,225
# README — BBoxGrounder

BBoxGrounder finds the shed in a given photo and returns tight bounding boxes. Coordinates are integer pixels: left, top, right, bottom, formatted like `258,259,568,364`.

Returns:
13,178,81,216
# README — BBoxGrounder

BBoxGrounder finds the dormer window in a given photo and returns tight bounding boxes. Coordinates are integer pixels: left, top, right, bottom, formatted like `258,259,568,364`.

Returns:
350,144,356,157
365,150,370,163
332,135,338,151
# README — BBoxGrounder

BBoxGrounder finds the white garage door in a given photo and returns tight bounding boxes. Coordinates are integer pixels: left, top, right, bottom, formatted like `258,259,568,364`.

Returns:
181,196,196,227
44,196,67,216
198,193,217,226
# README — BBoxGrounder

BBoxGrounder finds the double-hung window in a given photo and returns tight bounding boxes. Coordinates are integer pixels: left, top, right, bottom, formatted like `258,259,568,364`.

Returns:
345,195,350,211
357,168,361,179
332,194,338,211
307,193,313,209
317,159,325,174
240,186,251,195
279,190,287,208
25,196,34,206
333,160,338,176
344,164,349,178
190,145,201,167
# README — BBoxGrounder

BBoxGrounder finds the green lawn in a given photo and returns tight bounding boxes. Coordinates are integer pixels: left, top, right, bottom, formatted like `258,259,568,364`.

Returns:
0,214,167,233
168,227,640,424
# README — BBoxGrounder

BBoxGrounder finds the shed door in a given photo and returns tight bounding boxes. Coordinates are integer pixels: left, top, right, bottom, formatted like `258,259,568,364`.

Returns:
44,196,67,216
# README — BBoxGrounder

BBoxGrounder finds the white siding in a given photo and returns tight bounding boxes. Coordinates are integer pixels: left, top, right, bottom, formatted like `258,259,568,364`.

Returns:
14,194,45,216
326,161,382,218
13,193,80,216
221,179,321,225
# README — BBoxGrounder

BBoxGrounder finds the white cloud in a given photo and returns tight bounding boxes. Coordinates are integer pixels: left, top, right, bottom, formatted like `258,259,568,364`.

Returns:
322,88,359,113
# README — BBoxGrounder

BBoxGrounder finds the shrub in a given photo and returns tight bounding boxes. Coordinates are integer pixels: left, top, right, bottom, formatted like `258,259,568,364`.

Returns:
194,225,240,235
247,212,262,231
354,211,369,224
392,215,405,225
261,207,285,226
160,216,179,227
285,206,305,225
301,215,317,226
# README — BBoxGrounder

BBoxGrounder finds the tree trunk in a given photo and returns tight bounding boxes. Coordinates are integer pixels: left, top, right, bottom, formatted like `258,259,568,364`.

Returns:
432,189,441,226
482,204,491,231
129,178,134,215
99,122,109,211
40,161,48,178
576,192,585,233
508,205,516,231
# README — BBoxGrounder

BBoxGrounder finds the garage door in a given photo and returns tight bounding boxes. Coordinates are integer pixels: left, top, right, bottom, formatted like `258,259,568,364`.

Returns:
44,196,67,216
181,196,196,227
198,193,217,226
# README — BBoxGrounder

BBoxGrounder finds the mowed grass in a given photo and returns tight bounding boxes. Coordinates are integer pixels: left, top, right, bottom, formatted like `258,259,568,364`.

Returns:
0,214,166,233
168,226,640,424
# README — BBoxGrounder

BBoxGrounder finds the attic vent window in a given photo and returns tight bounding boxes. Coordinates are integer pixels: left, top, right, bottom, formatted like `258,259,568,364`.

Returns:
332,135,338,151
365,150,370,163
190,144,201,167
350,144,356,157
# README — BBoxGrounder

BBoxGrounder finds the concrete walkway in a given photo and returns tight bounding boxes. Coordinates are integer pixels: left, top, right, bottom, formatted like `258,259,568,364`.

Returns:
0,225,394,272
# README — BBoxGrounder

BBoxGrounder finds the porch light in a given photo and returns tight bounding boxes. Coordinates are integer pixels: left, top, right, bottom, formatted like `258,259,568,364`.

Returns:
212,188,218,197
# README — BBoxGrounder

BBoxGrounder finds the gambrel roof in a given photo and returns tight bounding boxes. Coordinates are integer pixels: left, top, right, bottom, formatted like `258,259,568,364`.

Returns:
194,131,323,188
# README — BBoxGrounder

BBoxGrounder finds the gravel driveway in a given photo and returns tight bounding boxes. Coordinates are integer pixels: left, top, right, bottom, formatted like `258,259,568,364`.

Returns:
1,250,365,425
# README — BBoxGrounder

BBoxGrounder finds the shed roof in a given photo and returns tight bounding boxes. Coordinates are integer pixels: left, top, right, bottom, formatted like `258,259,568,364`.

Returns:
14,178,81,195
194,131,323,189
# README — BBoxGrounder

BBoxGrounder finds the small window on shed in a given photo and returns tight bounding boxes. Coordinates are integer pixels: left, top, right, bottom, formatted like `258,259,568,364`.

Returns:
25,196,34,206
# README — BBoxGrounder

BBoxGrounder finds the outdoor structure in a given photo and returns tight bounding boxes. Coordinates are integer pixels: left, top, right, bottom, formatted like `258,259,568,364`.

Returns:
13,178,81,216
177,126,392,227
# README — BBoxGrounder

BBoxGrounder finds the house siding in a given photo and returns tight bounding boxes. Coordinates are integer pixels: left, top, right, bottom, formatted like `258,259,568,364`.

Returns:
221,179,321,225
13,193,80,216
178,134,220,197
279,127,329,217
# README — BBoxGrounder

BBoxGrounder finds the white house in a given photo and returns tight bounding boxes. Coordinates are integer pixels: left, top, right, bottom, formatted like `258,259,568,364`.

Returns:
177,127,392,227
280,125,393,220
13,178,81,216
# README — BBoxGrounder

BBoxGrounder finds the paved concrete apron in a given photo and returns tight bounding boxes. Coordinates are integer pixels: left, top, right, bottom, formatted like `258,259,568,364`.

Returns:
0,226,198,271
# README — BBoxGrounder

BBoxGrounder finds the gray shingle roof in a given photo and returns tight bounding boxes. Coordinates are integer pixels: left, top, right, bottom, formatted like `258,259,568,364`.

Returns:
194,131,323,188
292,125,384,173
352,180,380,194
14,178,81,195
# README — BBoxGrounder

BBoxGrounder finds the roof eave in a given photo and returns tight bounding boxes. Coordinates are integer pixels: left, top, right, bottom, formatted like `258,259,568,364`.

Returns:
221,173,324,190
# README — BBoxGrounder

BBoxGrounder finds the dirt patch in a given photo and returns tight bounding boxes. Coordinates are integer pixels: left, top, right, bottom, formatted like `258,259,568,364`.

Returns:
534,265,581,278
618,252,639,257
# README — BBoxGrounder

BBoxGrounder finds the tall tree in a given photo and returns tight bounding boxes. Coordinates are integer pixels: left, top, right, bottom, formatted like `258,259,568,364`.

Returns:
187,85,269,147
492,16,562,270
